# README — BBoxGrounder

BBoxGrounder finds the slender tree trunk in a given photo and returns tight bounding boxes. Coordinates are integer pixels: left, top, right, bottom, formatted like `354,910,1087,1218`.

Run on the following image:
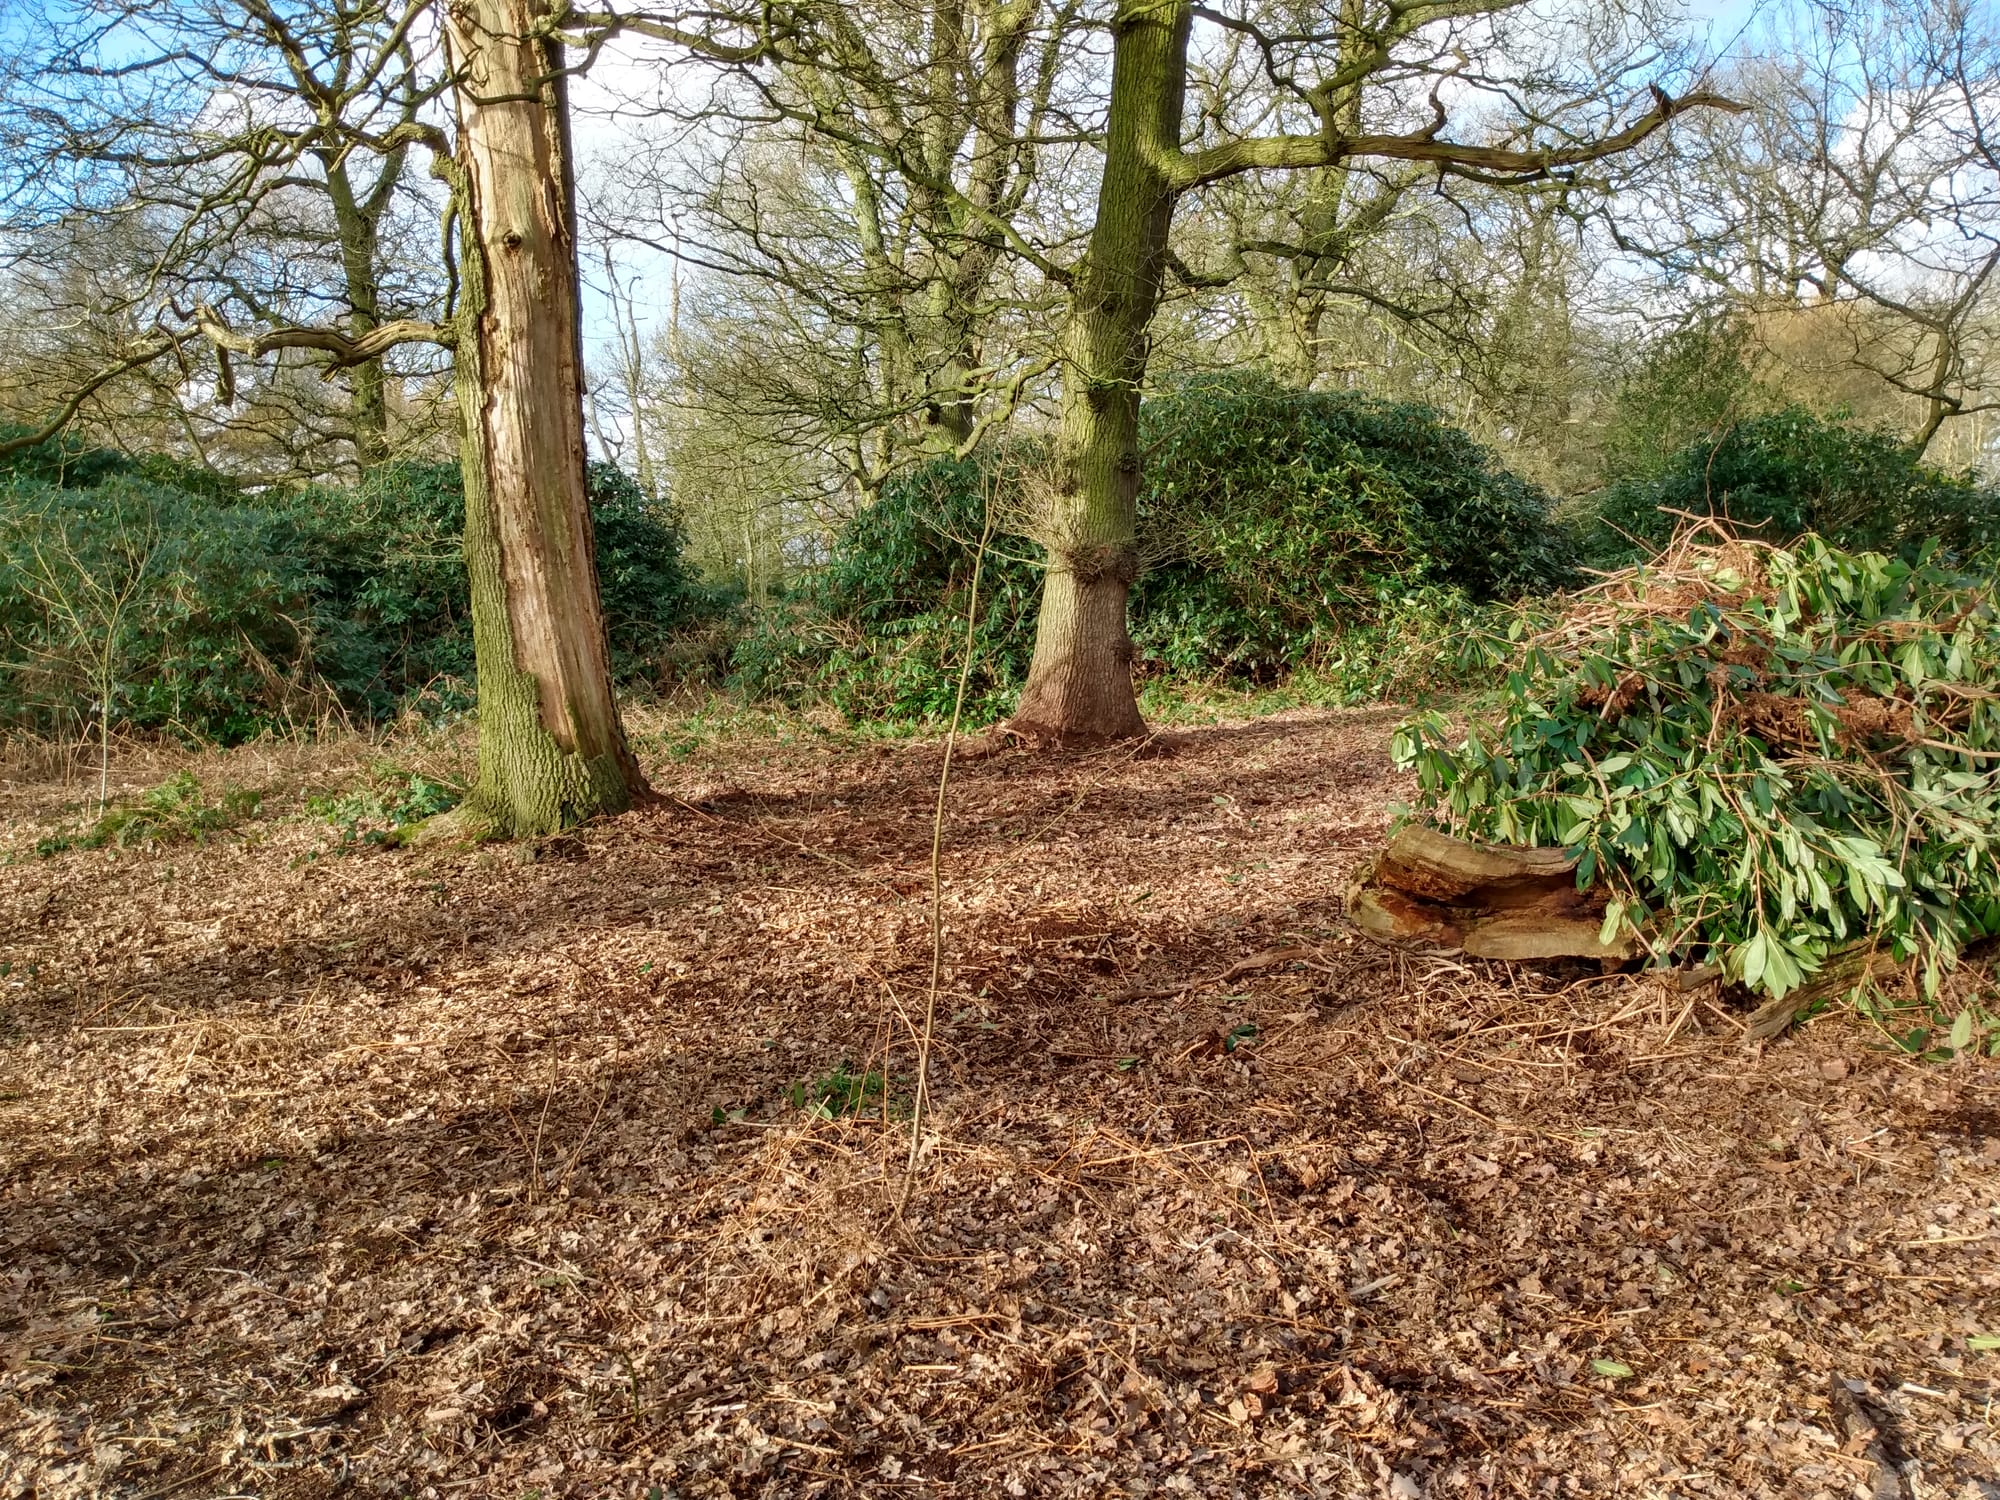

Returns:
918,269,980,452
437,0,648,839
1275,0,1368,389
325,158,394,470
1277,164,1354,389
614,267,658,493
909,182,982,453
1007,0,1189,744
922,0,968,447
836,147,919,453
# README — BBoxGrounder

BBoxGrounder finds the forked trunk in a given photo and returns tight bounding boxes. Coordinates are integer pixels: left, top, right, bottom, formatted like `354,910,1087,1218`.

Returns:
439,0,648,838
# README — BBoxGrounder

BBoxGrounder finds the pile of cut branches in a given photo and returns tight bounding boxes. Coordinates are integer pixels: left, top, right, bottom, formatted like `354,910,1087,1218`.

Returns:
1393,529,2000,1023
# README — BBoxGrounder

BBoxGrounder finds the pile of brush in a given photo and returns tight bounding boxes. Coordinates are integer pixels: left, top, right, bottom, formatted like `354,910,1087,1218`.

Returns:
1389,526,2000,1046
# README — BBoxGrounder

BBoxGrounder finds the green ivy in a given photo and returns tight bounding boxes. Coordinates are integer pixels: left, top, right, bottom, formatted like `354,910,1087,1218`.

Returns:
304,764,460,849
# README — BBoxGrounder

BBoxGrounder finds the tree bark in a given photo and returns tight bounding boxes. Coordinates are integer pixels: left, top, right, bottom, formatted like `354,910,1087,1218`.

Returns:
325,156,392,469
1346,825,1634,962
322,114,412,472
439,0,648,839
1007,0,1187,744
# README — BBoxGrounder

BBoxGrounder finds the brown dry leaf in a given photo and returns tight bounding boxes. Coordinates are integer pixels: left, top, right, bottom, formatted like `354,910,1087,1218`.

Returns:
0,706,1996,1498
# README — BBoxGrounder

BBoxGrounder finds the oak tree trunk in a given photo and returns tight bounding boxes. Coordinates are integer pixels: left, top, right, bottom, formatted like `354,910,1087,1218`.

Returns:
324,155,396,470
1008,0,1188,744
441,0,648,838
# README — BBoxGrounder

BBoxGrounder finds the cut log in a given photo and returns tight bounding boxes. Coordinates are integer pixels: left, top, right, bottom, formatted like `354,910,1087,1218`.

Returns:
1346,825,1634,962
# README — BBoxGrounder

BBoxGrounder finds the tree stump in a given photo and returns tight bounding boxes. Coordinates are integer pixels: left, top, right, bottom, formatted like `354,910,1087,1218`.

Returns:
1345,825,1634,961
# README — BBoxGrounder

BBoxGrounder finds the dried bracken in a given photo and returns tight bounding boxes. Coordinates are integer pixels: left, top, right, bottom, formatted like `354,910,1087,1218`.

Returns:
2,707,1997,1498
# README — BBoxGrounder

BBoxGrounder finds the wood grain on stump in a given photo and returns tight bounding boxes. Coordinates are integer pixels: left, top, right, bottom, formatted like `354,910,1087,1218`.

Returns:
1346,825,1634,962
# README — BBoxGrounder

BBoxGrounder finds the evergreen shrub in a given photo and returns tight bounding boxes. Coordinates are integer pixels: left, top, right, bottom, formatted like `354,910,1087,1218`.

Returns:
730,457,1041,724
1585,408,1999,567
1133,374,1576,679
733,376,1577,720
0,431,720,743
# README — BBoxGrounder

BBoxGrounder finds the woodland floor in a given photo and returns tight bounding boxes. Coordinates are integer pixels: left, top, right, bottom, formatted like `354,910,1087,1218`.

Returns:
1,705,1998,1500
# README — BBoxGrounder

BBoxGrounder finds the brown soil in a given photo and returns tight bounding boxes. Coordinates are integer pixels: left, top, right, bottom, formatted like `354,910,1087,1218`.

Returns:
2,707,1997,1498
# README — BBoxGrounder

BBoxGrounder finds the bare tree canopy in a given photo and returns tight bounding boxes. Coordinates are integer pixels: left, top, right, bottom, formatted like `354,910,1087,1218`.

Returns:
0,0,461,475
1613,0,2000,459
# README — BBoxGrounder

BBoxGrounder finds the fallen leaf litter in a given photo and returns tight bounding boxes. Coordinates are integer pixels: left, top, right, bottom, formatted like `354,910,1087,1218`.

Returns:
1,706,1996,1497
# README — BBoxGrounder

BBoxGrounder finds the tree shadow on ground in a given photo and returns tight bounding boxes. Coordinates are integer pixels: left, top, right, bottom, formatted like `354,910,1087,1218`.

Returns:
5,879,1387,1494
7,710,1406,1046
12,886,1983,1497
13,706,1985,1496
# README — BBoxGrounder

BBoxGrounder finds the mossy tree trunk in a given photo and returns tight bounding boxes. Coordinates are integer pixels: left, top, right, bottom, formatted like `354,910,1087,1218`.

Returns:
1006,0,1188,744
323,153,397,469
441,0,648,838
1268,0,1371,390
1003,1,1735,744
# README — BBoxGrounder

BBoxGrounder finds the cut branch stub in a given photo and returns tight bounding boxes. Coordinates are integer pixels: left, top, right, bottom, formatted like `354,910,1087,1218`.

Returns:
1346,824,1634,962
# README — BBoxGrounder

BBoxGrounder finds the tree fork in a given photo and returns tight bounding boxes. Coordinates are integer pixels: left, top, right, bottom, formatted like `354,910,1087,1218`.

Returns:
1004,0,1739,745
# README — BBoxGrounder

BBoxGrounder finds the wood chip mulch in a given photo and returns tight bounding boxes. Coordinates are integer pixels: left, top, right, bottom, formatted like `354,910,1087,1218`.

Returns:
2,706,1997,1498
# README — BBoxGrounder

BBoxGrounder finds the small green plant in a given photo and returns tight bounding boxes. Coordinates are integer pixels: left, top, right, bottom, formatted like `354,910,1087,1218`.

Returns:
1857,992,2000,1062
1945,1001,1997,1058
306,764,460,848
36,771,261,855
784,1061,898,1120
